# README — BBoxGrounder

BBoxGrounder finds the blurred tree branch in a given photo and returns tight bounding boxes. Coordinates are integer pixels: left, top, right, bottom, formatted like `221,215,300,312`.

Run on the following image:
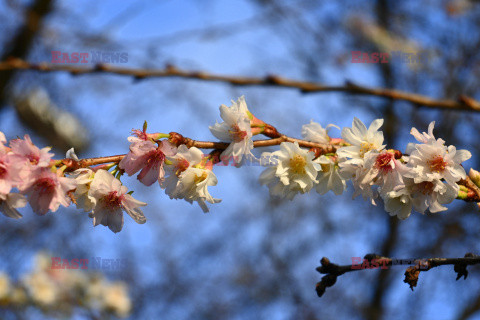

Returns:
0,0,54,109
1,58,480,112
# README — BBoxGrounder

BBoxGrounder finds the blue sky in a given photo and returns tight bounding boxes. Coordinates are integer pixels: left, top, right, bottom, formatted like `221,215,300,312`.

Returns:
1,0,480,319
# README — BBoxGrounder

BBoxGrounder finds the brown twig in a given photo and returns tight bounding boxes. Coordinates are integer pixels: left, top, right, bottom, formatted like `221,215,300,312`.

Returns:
315,253,480,297
1,58,480,112
57,132,338,172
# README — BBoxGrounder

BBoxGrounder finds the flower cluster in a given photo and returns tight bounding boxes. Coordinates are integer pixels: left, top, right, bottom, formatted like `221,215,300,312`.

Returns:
0,133,147,233
0,95,476,232
0,133,73,218
258,118,471,219
118,123,221,213
0,252,132,318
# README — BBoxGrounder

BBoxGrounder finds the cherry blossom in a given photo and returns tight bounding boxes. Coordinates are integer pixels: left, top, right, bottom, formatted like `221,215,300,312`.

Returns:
119,139,176,186
0,148,23,195
381,186,413,220
209,96,254,166
0,103,478,229
314,155,346,195
169,166,220,213
88,169,147,233
259,142,320,200
69,168,96,212
162,145,220,212
9,134,54,168
19,168,77,216
407,122,471,187
337,118,386,181
406,121,444,154
337,117,385,161
361,150,412,196
384,177,458,216
301,121,338,144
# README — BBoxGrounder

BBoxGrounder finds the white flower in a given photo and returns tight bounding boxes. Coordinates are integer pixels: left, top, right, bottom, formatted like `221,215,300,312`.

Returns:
337,117,385,161
259,142,320,200
0,193,27,219
406,121,444,153
89,170,147,233
383,177,458,218
209,96,254,166
380,122,471,218
314,155,346,195
163,145,203,195
172,167,220,213
65,148,79,161
350,164,379,204
301,120,338,144
382,186,413,220
362,151,412,196
338,118,385,180
410,179,458,213
407,122,471,187
162,145,220,212
69,168,96,212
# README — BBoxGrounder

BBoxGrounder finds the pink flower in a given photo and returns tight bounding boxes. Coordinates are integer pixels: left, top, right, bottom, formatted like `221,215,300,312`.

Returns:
0,150,24,195
119,140,176,186
89,170,147,233
9,135,54,168
20,168,77,215
362,150,412,196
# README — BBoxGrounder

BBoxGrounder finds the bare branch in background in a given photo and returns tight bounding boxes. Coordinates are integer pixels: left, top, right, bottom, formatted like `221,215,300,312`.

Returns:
1,58,479,112
316,253,480,297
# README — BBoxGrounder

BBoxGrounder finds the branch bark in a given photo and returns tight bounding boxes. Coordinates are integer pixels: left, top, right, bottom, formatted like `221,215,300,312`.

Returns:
316,253,480,297
1,58,480,112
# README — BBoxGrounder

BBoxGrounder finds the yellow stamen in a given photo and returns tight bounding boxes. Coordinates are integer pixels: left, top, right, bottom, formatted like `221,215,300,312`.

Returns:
290,154,307,174
359,142,375,157
194,171,208,184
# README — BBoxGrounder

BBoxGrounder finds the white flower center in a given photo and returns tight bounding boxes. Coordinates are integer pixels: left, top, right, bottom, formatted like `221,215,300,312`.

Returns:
105,191,123,210
359,142,375,157
414,181,435,195
375,152,394,173
175,159,190,176
290,154,306,174
428,155,447,173
194,171,208,184
320,163,330,172
228,125,247,142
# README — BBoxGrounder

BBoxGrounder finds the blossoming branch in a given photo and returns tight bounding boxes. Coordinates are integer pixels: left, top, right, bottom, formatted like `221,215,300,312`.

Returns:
0,96,477,233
